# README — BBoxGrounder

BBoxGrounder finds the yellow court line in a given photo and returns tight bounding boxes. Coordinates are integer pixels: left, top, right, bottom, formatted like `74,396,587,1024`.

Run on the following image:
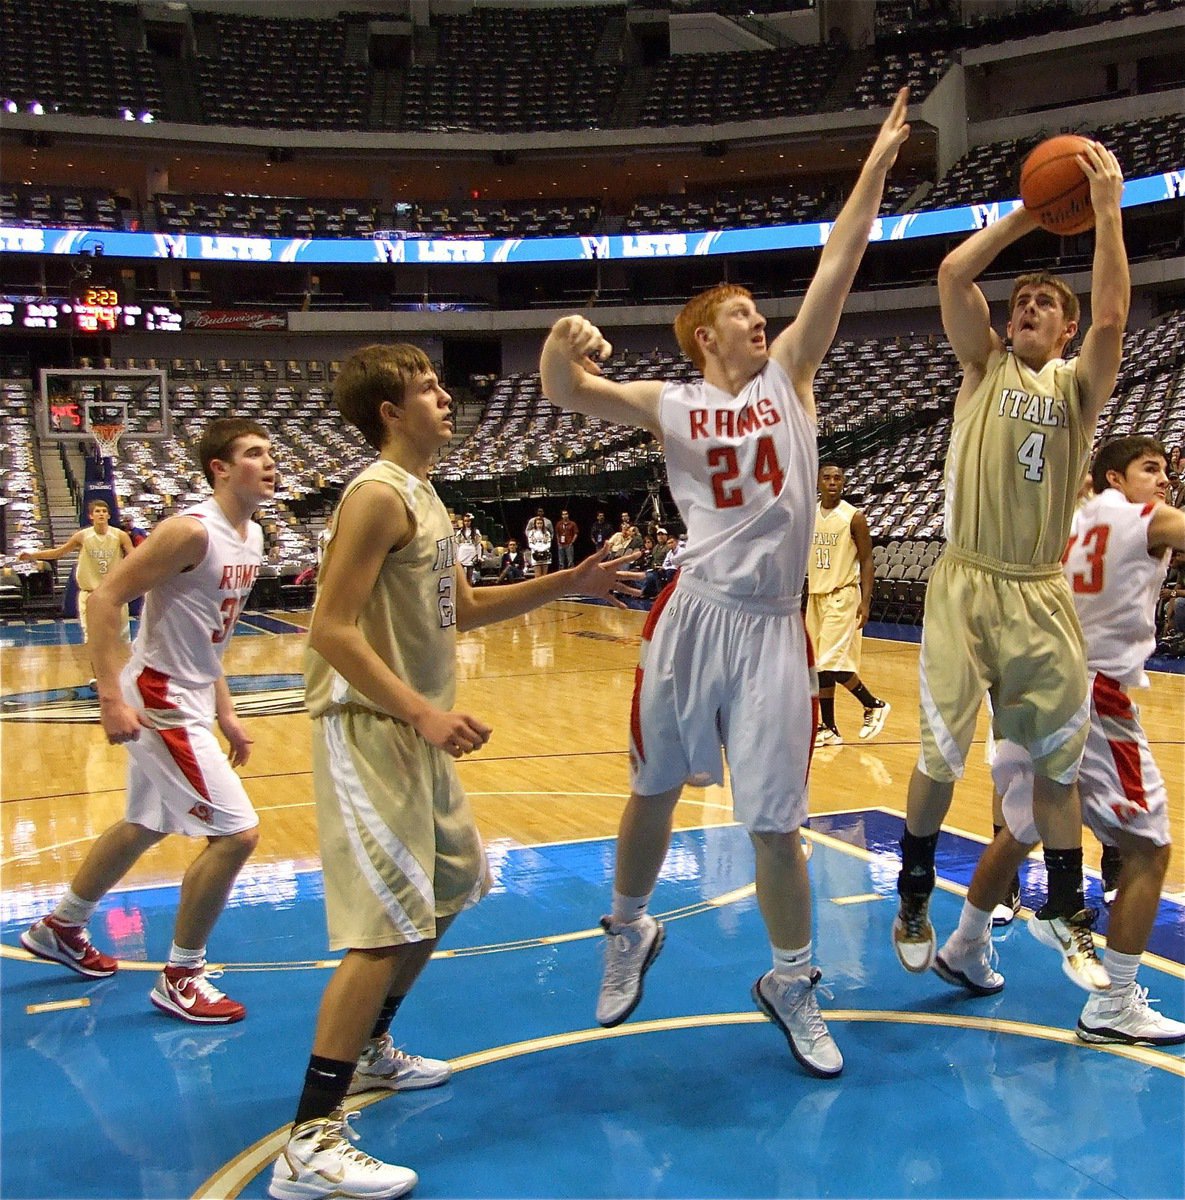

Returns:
26,997,90,1015
831,893,887,906
192,1008,1185,1200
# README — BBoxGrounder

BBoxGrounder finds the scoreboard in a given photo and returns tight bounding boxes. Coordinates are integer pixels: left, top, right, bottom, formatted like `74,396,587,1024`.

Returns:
0,290,183,333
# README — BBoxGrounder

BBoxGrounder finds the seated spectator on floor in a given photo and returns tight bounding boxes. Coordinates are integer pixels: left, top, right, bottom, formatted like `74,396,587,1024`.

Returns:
497,539,527,583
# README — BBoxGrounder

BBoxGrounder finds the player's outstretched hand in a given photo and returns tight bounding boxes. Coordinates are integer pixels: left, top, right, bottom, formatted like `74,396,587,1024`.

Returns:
416,708,493,759
566,546,644,608
1076,139,1124,216
550,315,613,375
866,86,910,175
99,696,148,746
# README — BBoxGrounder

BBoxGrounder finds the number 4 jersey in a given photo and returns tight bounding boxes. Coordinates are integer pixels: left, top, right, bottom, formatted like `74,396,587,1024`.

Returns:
130,498,263,687
660,358,817,601
1063,488,1168,687
945,348,1090,566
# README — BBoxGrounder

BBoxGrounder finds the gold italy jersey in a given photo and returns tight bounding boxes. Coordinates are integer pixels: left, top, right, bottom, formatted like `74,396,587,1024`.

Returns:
75,527,123,590
944,348,1090,566
305,459,457,719
808,499,859,594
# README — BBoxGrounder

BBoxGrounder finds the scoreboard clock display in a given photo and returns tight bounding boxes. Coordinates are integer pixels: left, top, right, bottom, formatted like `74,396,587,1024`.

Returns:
0,292,183,332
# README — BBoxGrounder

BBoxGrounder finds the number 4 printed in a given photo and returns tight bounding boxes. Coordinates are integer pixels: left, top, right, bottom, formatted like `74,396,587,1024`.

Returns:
1017,431,1046,482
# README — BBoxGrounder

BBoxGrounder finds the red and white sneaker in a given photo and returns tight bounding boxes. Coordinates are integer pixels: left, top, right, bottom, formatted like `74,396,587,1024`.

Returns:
150,965,246,1024
21,915,118,978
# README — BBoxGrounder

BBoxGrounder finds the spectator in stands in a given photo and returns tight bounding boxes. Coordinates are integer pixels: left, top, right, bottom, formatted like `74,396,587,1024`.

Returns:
555,509,579,568
526,515,552,577
589,510,612,551
1156,548,1185,647
497,539,527,583
892,139,1128,996
455,513,484,585
606,518,633,558
524,506,554,544
540,88,912,1081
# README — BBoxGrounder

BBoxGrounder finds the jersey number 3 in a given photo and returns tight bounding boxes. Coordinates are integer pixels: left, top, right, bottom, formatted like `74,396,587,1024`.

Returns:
1064,524,1109,594
708,436,785,509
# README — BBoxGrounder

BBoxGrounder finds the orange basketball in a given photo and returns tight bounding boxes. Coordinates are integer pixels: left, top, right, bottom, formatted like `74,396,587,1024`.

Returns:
1019,134,1095,236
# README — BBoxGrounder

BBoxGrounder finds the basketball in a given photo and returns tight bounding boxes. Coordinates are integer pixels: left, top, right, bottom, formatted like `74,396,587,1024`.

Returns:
1019,134,1095,235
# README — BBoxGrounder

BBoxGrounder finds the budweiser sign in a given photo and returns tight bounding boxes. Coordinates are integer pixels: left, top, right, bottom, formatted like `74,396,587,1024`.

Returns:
186,310,288,331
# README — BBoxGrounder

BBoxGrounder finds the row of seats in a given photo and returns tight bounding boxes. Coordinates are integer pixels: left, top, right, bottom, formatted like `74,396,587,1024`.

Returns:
12,307,1181,570
926,112,1185,212
10,97,1183,242
2,0,1177,131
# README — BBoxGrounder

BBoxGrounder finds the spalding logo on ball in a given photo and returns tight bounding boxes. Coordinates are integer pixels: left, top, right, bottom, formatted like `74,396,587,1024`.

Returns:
1019,134,1096,236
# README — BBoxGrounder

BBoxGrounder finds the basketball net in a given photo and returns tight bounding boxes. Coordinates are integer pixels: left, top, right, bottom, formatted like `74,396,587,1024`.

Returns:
91,422,124,459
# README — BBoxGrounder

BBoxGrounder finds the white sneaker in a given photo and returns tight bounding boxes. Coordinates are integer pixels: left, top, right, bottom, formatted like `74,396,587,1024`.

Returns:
933,933,1004,995
1027,908,1111,993
595,913,664,1027
892,893,936,973
991,885,1022,928
752,969,843,1078
814,726,843,748
347,1033,451,1095
859,702,890,741
269,1110,417,1200
1076,981,1185,1046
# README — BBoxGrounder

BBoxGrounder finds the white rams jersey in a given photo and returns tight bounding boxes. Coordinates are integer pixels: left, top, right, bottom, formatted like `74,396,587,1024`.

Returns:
659,359,817,601
1062,488,1167,688
131,499,264,687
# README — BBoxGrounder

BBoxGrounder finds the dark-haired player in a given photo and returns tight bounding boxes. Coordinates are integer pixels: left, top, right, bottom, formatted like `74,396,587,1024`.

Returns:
934,436,1184,1046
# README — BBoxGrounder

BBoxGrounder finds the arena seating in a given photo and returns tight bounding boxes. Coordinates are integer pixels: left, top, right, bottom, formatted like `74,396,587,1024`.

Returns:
924,114,1185,212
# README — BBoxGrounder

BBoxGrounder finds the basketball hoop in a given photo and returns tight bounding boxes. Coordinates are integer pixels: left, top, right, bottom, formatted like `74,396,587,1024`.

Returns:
91,422,124,459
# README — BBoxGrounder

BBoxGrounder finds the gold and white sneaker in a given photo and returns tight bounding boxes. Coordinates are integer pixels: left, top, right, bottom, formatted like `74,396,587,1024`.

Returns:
269,1110,417,1200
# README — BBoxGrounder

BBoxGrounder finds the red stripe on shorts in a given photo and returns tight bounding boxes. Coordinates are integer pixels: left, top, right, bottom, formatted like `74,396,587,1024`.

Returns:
158,726,213,803
630,578,679,765
1093,674,1147,813
136,666,178,711
136,668,211,802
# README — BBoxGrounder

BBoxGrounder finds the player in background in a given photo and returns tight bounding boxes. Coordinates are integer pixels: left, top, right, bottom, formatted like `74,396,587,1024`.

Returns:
540,90,911,1080
933,437,1184,1045
807,462,890,747
892,140,1128,994
21,419,273,1026
20,498,135,646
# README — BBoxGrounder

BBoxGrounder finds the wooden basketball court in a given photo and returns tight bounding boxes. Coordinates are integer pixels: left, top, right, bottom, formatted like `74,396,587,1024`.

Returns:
2,600,1181,894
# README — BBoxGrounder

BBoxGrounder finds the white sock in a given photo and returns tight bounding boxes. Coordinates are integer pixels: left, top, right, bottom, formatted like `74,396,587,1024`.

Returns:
954,901,993,944
1103,948,1141,992
611,892,651,926
772,941,812,981
167,943,206,970
53,889,99,927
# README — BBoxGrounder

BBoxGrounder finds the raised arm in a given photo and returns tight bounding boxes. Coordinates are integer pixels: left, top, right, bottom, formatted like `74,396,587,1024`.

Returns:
1074,141,1128,426
540,316,663,436
1148,503,1185,555
937,204,1039,385
771,88,910,389
18,529,85,563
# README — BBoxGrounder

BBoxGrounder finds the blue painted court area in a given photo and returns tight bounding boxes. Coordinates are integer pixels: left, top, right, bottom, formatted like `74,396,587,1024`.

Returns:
0,613,305,648
1,816,1182,1200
